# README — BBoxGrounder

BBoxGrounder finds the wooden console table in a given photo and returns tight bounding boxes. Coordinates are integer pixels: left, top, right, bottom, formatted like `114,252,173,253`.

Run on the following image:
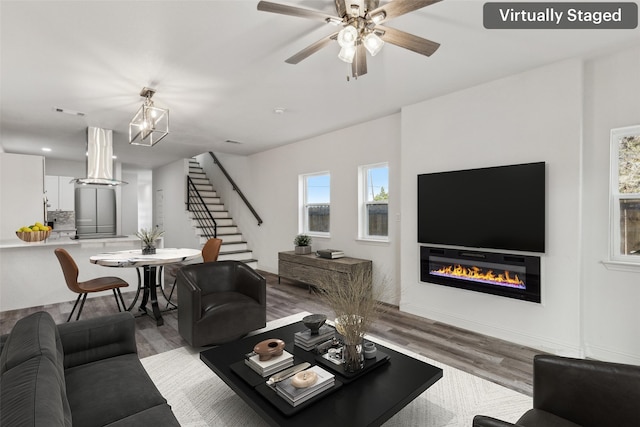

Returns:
278,251,372,291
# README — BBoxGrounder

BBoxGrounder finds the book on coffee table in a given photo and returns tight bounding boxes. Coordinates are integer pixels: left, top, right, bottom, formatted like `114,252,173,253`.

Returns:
294,325,335,351
245,350,294,377
273,365,335,407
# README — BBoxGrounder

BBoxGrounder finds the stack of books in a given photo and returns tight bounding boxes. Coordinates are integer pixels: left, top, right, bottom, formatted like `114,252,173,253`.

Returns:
316,249,345,259
274,365,335,407
294,325,335,351
244,350,294,377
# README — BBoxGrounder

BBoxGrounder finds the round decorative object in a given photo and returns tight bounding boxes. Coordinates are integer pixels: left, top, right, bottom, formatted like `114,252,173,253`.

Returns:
253,338,285,361
291,370,318,388
302,314,327,335
16,230,51,242
364,342,377,359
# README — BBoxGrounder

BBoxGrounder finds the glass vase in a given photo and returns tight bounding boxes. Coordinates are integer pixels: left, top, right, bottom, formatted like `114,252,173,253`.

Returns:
142,245,156,255
342,340,365,373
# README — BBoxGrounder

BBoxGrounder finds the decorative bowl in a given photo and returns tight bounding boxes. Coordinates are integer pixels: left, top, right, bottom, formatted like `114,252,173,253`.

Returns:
253,338,285,361
16,230,51,242
302,314,327,335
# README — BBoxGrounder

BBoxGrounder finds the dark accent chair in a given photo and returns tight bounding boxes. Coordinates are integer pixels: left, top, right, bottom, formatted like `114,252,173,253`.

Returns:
164,237,222,308
54,247,129,322
176,260,266,347
473,354,640,427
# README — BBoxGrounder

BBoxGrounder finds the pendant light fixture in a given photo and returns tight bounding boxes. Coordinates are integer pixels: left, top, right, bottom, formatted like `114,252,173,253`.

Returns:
129,87,169,147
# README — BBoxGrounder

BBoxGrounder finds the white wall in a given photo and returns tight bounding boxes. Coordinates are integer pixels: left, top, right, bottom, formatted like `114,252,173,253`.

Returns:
400,59,585,356
0,153,45,239
203,114,402,305
581,46,640,363
153,159,200,249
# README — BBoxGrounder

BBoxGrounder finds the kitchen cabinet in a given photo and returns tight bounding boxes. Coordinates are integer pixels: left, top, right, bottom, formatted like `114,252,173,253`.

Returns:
45,175,75,211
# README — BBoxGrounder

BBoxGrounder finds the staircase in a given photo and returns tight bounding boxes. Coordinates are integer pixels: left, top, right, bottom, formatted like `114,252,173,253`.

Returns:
187,159,257,269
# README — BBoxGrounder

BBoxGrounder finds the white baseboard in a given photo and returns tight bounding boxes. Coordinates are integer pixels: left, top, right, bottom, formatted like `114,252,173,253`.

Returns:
400,302,584,357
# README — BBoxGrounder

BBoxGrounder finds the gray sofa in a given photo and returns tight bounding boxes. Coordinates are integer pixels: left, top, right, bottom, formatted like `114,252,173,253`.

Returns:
0,311,180,427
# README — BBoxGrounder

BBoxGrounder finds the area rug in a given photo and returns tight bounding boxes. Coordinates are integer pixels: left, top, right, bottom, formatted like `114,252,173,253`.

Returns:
141,313,531,426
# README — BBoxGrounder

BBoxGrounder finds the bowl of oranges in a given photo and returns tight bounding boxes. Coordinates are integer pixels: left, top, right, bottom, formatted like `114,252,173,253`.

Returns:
16,222,52,242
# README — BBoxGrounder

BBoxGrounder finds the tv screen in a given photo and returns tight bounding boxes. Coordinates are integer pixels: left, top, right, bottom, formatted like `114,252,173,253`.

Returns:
418,162,545,253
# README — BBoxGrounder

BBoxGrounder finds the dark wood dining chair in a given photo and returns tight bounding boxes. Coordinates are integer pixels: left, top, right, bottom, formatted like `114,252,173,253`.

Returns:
54,247,129,322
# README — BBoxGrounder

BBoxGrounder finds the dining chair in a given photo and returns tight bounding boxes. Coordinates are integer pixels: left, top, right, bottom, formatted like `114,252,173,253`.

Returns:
164,237,223,307
54,247,130,322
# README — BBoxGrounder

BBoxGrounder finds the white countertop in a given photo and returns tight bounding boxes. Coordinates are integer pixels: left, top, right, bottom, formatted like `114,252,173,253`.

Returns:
0,235,141,249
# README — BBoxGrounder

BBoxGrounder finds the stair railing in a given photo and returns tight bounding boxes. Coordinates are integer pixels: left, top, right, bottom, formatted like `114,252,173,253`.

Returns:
186,176,217,239
208,151,263,226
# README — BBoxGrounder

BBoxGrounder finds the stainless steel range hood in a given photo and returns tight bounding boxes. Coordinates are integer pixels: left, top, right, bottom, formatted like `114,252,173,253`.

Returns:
72,127,127,186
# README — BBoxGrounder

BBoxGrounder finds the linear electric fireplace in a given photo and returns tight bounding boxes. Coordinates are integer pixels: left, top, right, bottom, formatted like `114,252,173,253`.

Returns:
420,246,541,303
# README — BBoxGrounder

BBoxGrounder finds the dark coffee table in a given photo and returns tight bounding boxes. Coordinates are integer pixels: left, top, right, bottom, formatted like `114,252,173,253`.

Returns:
200,320,443,427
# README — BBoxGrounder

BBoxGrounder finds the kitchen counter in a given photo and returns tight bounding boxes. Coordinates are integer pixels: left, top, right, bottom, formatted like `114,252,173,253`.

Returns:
0,236,164,311
0,235,140,249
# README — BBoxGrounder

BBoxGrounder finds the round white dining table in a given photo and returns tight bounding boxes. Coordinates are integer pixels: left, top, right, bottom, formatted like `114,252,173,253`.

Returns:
90,248,201,326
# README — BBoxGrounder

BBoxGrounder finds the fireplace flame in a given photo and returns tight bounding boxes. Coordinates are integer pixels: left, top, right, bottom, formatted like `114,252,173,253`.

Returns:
433,264,524,287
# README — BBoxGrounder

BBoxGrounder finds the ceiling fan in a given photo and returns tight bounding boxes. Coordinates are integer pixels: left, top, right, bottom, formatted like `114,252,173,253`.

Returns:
257,0,441,79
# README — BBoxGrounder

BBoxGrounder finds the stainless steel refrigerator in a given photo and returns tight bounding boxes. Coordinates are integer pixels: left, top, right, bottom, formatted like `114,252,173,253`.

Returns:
75,187,116,238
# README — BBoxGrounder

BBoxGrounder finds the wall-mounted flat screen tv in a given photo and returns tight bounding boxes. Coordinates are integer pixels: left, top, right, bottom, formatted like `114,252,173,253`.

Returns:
418,162,545,253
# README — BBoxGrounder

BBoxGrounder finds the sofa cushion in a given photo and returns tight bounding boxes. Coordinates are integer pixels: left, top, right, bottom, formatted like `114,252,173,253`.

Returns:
201,291,260,316
64,353,169,427
0,311,63,374
103,403,181,426
0,355,71,427
0,311,72,426
517,409,583,427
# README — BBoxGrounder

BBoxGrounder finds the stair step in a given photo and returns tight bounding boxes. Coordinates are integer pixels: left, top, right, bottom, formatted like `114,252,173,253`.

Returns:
198,225,238,234
191,218,233,227
193,190,217,198
218,251,254,261
201,233,242,243
219,241,249,252
190,178,210,185
194,184,214,191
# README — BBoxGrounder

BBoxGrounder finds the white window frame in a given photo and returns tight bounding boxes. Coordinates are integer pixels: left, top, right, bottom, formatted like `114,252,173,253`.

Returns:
358,162,389,242
299,171,330,237
609,125,640,264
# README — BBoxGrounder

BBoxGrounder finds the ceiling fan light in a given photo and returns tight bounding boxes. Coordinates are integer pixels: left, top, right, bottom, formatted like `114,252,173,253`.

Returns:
370,11,386,24
338,45,356,63
363,32,384,56
337,25,358,47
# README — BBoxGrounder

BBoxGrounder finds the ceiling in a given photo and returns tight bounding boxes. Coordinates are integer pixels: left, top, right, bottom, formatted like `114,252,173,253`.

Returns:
2,0,639,171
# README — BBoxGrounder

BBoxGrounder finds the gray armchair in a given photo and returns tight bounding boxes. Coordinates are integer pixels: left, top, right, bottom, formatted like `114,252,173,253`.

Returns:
473,354,640,427
176,260,266,347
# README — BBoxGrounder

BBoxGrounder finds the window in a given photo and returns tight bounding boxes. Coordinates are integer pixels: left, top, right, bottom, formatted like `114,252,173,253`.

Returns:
300,172,330,235
359,163,389,240
610,125,640,262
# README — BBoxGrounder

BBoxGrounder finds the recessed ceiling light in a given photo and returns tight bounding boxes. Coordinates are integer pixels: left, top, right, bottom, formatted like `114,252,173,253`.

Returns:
273,107,286,114
225,140,243,144
42,147,52,152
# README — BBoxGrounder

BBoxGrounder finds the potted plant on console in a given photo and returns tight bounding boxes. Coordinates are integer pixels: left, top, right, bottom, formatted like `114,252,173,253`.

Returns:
136,227,164,255
294,233,312,255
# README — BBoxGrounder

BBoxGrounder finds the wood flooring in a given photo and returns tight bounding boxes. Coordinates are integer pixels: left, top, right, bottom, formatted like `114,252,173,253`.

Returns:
0,270,540,396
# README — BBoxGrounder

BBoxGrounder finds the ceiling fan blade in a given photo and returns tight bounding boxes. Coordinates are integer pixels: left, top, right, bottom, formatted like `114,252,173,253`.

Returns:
376,25,440,57
370,0,442,23
258,1,340,23
285,32,339,64
334,0,347,18
352,43,368,78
